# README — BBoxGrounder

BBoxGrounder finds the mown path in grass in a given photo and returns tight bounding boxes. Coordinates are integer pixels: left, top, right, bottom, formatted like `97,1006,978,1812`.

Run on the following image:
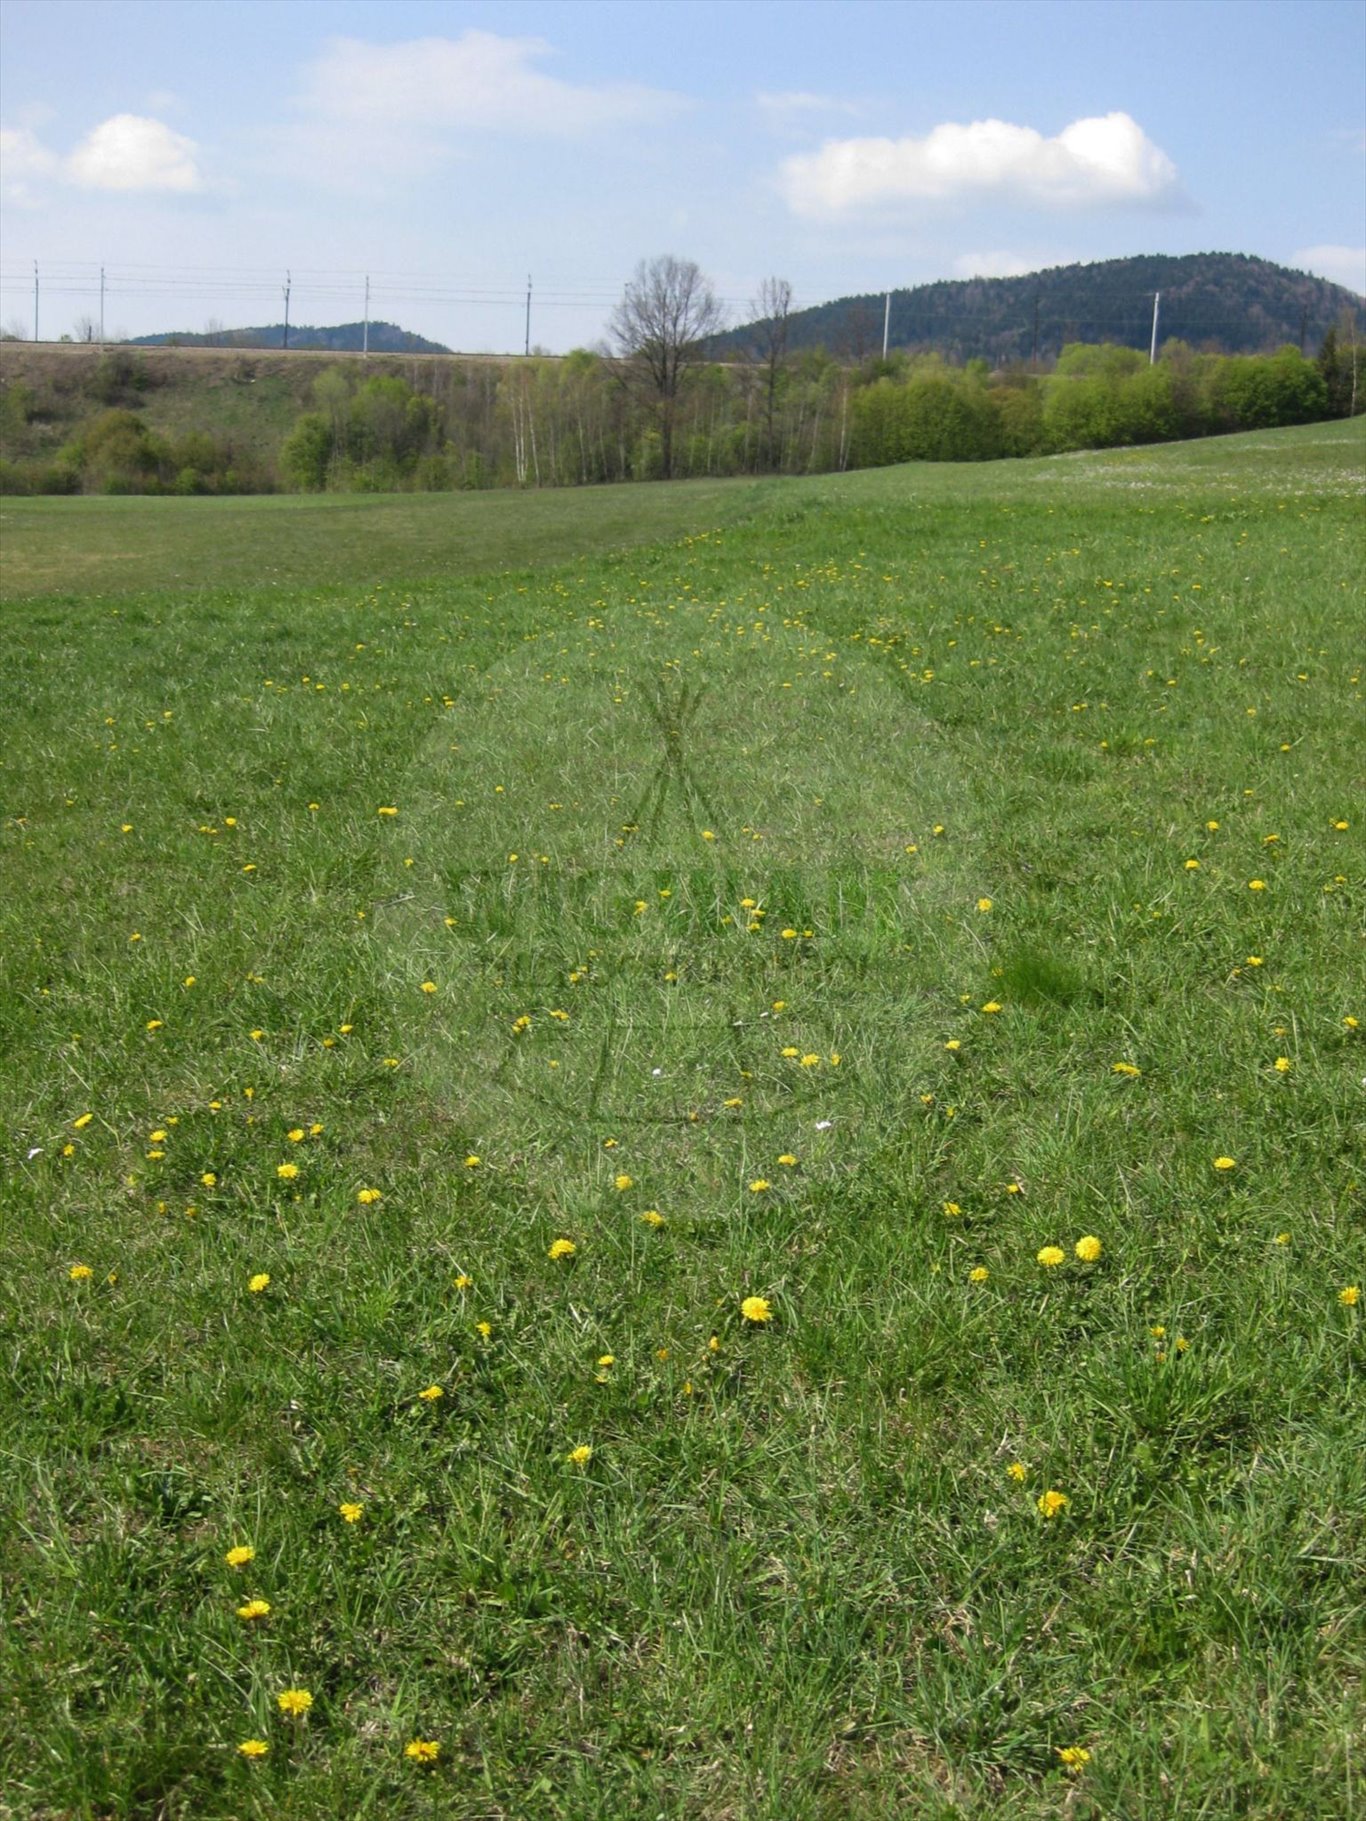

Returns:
1,421,1362,1821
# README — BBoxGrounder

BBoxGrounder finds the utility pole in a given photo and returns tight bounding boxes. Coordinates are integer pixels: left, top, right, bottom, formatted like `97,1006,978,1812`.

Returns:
282,271,291,351
1149,290,1160,365
363,275,370,357
99,265,106,346
882,289,891,359
33,261,39,343
524,274,532,357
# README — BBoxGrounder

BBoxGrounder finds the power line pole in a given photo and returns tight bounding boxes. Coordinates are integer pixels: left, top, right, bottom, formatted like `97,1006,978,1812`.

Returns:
1149,290,1160,365
33,261,39,343
363,275,370,357
525,274,532,357
282,270,291,350
99,265,106,346
882,289,891,359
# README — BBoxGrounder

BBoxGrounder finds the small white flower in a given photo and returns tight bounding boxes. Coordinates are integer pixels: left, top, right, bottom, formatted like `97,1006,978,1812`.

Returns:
814,1119,834,1131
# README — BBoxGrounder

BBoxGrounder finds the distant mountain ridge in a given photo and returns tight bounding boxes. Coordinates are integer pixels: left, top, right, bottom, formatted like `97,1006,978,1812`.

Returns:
718,253,1365,366
130,320,451,354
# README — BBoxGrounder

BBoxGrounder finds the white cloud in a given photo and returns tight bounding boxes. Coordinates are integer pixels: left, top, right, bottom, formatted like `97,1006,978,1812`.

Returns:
951,250,1041,280
66,115,201,192
1291,243,1366,296
0,125,58,202
302,31,683,134
779,111,1180,218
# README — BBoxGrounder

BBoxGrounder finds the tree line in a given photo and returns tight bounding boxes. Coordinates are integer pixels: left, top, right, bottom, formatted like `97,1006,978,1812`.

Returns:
1,257,1360,497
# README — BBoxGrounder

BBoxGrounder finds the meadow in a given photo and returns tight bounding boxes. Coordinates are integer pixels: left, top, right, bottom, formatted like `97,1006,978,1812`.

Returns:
1,421,1362,1820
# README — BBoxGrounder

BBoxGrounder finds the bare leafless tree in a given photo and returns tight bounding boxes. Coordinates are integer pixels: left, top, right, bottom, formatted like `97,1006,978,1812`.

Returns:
751,276,793,471
609,255,725,479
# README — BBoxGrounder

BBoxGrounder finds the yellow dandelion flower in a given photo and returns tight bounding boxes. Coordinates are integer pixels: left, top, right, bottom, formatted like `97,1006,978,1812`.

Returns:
225,1545,255,1567
1274,1232,1290,1246
405,1739,441,1763
236,1598,271,1620
248,1273,271,1294
73,1113,94,1129
799,1053,820,1067
1112,1061,1141,1077
1058,1746,1091,1771
237,1739,269,1758
356,1187,382,1204
776,1154,797,1167
981,1001,1003,1014
476,1321,492,1338
1036,1246,1065,1268
421,982,437,994
464,1154,480,1168
377,806,398,816
977,898,993,912
417,1384,444,1401
1274,1057,1291,1073
68,1263,94,1281
749,1179,771,1193
567,1444,593,1466
1213,1156,1236,1171
613,1173,633,1191
640,1209,665,1227
969,1266,990,1284
1340,1285,1360,1307
1037,1489,1069,1518
1184,858,1200,871
1074,1236,1103,1263
286,1128,305,1143
276,1162,298,1181
276,1688,313,1716
452,1274,472,1289
945,1038,962,1051
548,1238,576,1260
1006,1462,1028,1482
339,1502,363,1523
1248,879,1267,891
741,1295,773,1323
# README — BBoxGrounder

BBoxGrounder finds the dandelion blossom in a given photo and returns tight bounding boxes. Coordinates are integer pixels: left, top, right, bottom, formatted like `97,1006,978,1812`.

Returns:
749,1179,771,1193
356,1187,382,1204
1007,1462,1028,1482
1213,1156,1237,1171
417,1384,444,1401
276,1688,313,1716
1111,1062,1141,1077
275,1162,299,1181
741,1295,773,1323
238,1739,269,1758
1341,1285,1360,1307
613,1173,633,1191
969,1266,989,1284
1037,1489,1069,1518
639,1209,665,1227
339,1502,363,1523
1036,1246,1066,1268
68,1263,94,1281
225,1545,255,1567
248,1273,271,1294
567,1444,593,1466
236,1599,271,1621
548,1238,576,1260
1058,1746,1091,1771
405,1739,441,1762
1074,1236,1103,1263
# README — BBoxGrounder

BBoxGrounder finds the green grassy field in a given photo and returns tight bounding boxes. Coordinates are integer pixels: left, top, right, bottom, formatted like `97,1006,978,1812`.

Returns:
2,423,1363,1820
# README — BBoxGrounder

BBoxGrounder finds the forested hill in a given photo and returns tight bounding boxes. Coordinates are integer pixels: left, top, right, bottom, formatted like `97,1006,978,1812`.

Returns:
719,254,1365,366
131,320,451,354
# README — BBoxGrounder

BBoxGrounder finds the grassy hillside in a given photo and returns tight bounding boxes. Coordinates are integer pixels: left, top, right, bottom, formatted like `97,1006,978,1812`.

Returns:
2,420,1363,1819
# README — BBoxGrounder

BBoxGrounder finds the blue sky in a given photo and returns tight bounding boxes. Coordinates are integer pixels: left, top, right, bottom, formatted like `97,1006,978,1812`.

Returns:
2,0,1363,349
